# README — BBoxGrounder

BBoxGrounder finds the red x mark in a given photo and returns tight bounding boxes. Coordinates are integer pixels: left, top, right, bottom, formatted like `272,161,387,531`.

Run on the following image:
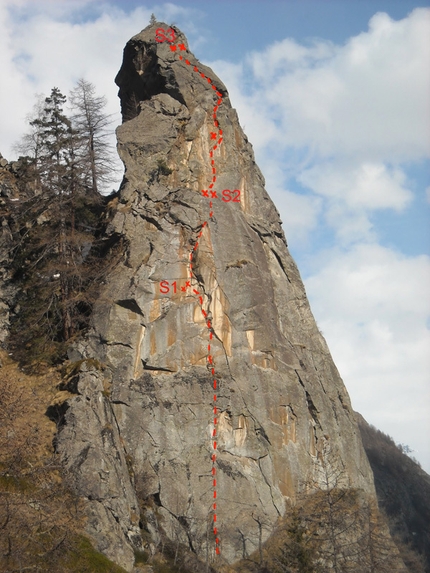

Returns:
185,280,191,288
169,45,177,52
202,189,209,197
181,285,186,292
210,132,217,140
211,191,217,198
179,43,186,51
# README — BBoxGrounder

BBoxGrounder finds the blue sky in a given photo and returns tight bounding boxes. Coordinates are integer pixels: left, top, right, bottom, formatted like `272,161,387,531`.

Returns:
0,0,429,472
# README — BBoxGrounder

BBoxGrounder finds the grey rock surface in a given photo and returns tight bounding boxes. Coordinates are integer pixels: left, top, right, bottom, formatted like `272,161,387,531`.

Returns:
55,22,405,571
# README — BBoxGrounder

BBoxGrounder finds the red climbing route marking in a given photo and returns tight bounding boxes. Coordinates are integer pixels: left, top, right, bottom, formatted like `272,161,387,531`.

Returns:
155,27,175,43
157,34,225,556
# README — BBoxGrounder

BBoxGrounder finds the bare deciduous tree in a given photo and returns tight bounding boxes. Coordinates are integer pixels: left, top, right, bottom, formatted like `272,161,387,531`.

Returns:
69,78,118,196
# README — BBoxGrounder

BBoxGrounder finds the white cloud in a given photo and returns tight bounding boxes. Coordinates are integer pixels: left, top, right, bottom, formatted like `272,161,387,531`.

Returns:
297,161,413,244
245,7,430,162
300,162,412,211
305,244,430,471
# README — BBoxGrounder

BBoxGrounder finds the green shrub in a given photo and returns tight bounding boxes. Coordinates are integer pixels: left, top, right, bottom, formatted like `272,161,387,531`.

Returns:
60,535,129,572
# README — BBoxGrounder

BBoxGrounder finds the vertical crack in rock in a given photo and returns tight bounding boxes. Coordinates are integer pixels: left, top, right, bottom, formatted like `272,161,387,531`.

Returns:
52,19,405,572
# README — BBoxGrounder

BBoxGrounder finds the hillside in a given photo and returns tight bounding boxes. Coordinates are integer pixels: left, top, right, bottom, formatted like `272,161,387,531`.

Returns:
357,413,430,571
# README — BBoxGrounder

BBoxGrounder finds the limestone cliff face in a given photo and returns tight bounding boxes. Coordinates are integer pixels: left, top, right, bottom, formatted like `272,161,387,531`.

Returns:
57,23,380,571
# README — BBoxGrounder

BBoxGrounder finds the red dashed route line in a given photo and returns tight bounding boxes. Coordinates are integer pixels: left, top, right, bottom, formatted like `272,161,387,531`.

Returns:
170,39,223,556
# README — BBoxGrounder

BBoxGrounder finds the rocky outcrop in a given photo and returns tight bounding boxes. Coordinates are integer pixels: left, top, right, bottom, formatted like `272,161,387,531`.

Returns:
55,22,404,572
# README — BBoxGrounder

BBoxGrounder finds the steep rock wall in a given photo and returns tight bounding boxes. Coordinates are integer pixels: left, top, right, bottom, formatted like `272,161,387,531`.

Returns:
57,22,385,571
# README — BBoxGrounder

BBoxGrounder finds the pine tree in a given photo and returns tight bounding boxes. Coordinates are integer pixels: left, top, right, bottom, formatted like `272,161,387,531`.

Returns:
10,88,113,369
69,78,117,196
